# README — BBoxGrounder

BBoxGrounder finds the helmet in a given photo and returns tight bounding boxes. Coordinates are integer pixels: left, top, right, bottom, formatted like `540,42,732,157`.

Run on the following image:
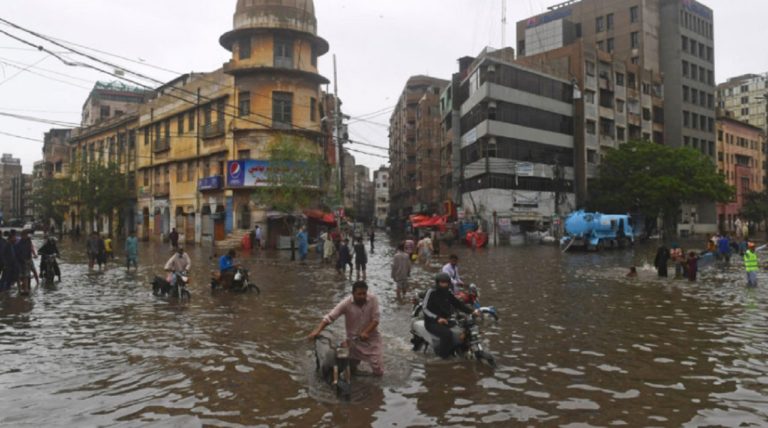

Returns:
435,272,451,286
748,242,756,249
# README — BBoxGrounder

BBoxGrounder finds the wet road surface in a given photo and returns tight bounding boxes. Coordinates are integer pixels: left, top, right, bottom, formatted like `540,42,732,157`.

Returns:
1,235,768,427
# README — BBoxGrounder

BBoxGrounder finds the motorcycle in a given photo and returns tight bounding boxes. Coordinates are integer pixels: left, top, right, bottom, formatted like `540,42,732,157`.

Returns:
151,271,191,301
410,287,497,368
314,334,354,400
40,254,58,284
210,267,260,293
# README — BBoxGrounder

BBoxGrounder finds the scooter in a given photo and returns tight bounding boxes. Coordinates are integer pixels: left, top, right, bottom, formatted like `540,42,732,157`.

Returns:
210,267,260,293
314,334,354,400
410,289,497,368
151,271,191,301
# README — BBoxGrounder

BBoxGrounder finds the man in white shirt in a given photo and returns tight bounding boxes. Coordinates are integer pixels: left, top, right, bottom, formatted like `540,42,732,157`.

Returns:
441,254,464,294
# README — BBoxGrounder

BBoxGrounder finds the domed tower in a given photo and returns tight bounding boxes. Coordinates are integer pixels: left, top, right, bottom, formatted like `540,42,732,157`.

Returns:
220,0,330,150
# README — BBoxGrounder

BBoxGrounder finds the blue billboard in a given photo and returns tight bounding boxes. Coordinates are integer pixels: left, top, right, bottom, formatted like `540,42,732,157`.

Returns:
227,160,270,188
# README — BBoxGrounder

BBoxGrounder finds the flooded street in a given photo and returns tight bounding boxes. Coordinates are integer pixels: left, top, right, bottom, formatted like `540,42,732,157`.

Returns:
2,235,768,427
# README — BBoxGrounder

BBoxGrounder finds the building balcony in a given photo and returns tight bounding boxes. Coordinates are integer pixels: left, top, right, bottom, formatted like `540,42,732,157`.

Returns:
203,121,225,139
153,183,170,198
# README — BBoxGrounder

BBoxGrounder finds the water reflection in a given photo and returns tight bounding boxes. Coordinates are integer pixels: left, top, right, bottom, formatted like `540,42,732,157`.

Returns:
0,236,768,426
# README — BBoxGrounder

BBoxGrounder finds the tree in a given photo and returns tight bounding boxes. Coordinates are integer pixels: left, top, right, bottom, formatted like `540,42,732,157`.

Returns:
251,135,327,260
32,177,71,230
71,162,133,235
589,140,733,240
740,191,768,239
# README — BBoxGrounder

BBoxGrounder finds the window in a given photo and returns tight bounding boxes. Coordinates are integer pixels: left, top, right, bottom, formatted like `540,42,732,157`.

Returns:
706,46,713,62
616,99,625,113
699,115,706,130
690,40,697,55
310,97,317,121
586,61,595,76
691,90,698,104
144,127,149,146
682,36,688,52
597,40,604,51
628,72,636,88
630,31,639,49
691,65,697,80
707,70,714,85
596,16,605,32
698,66,705,83
606,38,615,53
642,107,651,121
615,72,624,86
742,96,750,104
100,105,110,119
699,44,705,59
311,44,318,67
630,6,639,23
682,61,689,77
188,110,195,131
187,161,196,182
742,107,750,116
274,36,294,68
176,163,185,182
741,85,749,93
203,104,212,125
586,120,596,135
707,94,714,109
683,111,690,127
708,117,714,133
238,91,250,117
239,36,251,60
699,90,706,107
272,91,293,129
143,170,149,186
617,126,625,141
683,86,690,102
607,13,614,30
177,115,184,135
584,90,595,104
238,150,250,159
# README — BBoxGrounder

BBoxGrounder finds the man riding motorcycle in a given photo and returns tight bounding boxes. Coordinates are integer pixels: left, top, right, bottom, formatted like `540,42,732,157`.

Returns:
164,247,191,285
218,250,237,290
38,235,61,282
422,272,479,359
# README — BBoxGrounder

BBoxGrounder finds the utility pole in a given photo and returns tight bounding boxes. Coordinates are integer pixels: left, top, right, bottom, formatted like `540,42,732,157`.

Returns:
501,0,508,47
333,55,343,201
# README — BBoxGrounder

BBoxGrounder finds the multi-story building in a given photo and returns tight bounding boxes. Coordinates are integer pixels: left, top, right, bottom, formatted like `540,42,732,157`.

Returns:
342,150,356,210
389,75,449,224
353,165,373,224
373,166,389,228
442,47,577,231
716,113,766,232
219,0,330,246
42,128,73,179
717,73,768,133
0,153,22,223
10,173,31,221
81,81,151,127
68,111,139,235
516,0,718,232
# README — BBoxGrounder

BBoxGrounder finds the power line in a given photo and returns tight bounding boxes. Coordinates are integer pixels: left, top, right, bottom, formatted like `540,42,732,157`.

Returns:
0,111,79,127
0,57,93,90
0,56,47,87
0,130,42,142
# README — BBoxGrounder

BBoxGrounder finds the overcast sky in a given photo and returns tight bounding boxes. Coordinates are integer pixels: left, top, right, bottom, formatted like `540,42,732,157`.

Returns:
1,0,767,176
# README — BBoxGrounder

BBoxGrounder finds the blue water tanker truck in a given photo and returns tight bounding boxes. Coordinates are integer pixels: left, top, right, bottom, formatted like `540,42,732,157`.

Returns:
561,210,635,251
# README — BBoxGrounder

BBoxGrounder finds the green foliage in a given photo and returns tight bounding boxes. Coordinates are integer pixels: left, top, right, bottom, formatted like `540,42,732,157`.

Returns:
589,140,733,235
71,162,133,226
251,135,326,213
32,177,71,226
741,191,768,225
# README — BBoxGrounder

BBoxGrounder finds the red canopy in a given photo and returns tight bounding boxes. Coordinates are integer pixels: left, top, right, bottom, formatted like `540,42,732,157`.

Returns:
304,209,337,226
410,214,447,229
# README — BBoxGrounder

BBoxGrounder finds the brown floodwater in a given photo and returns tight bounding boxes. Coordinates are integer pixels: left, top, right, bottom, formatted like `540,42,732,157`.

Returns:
1,234,767,427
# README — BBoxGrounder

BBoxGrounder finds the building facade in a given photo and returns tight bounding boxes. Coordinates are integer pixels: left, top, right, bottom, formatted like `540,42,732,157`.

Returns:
717,73,768,134
0,153,22,224
42,128,73,179
81,81,151,127
373,166,389,228
716,114,766,232
353,165,374,224
442,47,577,232
389,75,449,223
516,0,718,232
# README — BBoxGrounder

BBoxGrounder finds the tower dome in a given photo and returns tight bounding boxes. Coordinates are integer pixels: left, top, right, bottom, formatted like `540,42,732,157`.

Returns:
221,0,328,54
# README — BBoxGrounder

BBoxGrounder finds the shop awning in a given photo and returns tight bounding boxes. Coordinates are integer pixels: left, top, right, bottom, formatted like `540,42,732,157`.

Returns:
304,209,337,226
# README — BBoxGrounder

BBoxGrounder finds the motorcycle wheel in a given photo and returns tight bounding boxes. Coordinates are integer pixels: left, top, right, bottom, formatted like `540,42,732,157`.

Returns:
248,283,261,294
475,351,496,368
181,289,191,301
